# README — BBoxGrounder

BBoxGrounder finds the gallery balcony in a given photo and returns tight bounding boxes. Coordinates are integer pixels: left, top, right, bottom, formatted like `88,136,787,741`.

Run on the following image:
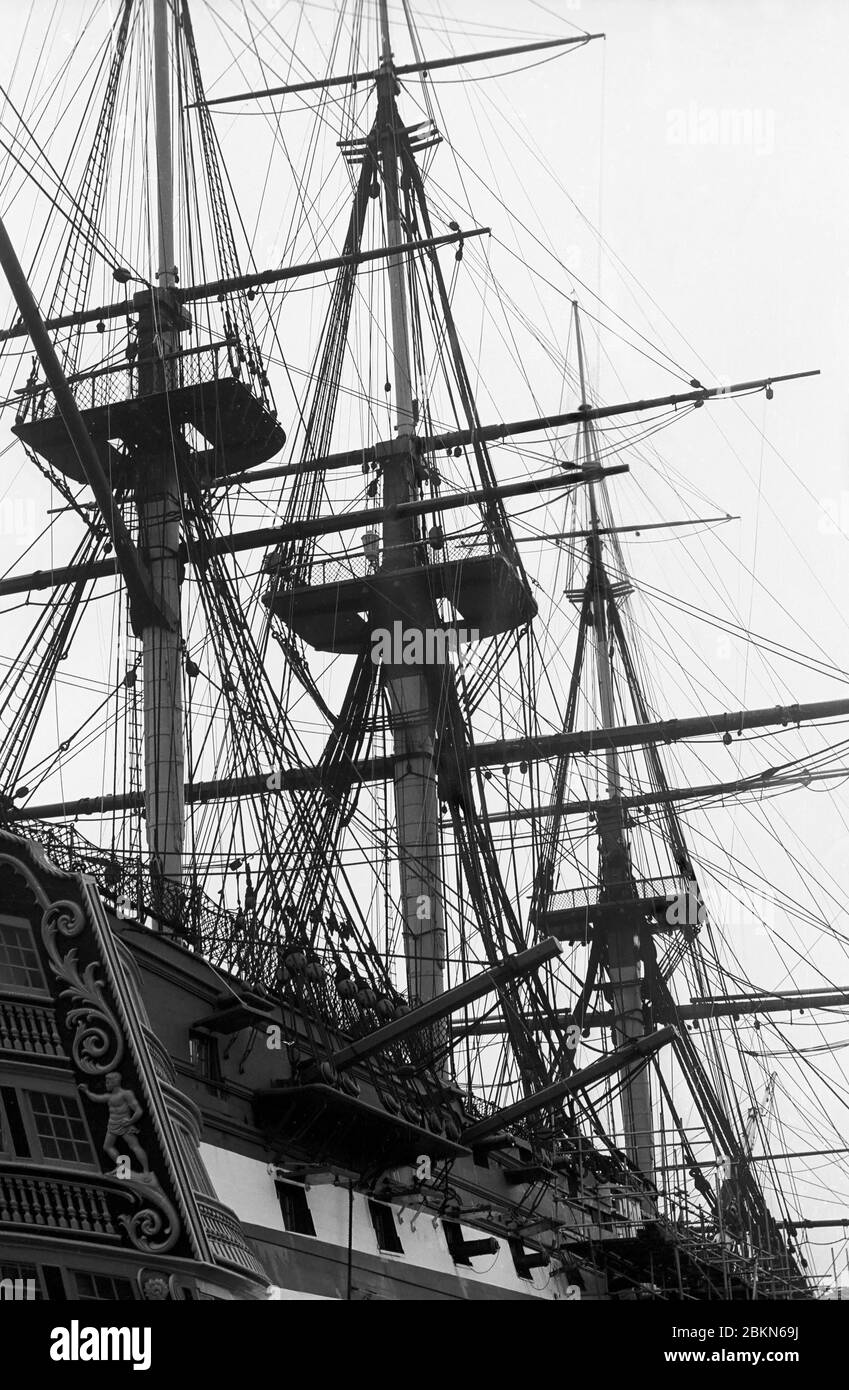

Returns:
265,536,537,654
536,874,691,943
13,339,286,485
0,1159,268,1297
254,1081,469,1177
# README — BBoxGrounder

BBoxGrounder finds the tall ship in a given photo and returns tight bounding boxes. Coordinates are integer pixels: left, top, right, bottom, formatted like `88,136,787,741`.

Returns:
0,0,844,1302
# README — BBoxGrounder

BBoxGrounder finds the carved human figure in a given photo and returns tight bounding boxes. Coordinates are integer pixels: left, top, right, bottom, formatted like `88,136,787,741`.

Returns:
80,1071,150,1174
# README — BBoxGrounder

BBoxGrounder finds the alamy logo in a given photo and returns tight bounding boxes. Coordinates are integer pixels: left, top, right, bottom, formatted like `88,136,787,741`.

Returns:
665,881,777,938
49,1321,152,1372
666,103,775,156
371,620,479,666
0,1276,35,1300
665,882,708,927
0,497,37,543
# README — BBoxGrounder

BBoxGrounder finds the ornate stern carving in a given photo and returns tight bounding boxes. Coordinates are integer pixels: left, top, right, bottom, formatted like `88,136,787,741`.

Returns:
115,1171,181,1255
79,1072,151,1174
0,832,270,1293
41,900,124,1073
38,897,186,1258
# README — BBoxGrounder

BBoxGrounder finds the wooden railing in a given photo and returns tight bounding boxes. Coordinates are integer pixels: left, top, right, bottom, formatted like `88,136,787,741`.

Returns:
0,997,65,1059
0,1162,120,1239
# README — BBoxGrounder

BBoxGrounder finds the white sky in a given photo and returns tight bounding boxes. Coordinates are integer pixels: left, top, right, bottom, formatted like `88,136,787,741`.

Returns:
1,0,848,1282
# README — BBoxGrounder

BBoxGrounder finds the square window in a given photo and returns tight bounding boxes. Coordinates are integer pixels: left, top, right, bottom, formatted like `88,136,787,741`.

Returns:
189,1033,221,1082
73,1271,136,1301
0,1087,30,1158
0,917,46,993
28,1091,94,1165
275,1180,316,1237
368,1199,403,1254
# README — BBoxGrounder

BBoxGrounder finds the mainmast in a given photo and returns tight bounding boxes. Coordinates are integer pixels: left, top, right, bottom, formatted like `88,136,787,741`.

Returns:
139,0,185,887
375,0,444,1004
574,302,654,1178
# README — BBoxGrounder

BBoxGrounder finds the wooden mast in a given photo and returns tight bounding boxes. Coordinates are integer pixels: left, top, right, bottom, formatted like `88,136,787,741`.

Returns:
574,300,655,1179
375,0,444,1005
138,0,185,890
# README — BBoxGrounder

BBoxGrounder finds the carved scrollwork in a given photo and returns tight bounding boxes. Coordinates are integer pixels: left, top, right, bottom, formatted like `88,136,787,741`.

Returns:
116,1172,180,1255
42,899,86,939
41,899,124,1074
37,894,183,1259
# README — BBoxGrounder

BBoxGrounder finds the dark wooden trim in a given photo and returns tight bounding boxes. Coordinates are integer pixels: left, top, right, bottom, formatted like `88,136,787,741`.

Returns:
244,1223,545,1301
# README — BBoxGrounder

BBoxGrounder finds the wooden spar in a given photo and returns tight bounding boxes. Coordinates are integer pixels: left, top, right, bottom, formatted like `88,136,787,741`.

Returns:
195,33,606,107
777,1218,849,1230
0,229,486,341
205,464,626,555
424,696,849,767
319,937,562,1072
0,464,628,599
517,514,737,543
178,229,487,301
12,695,849,820
484,765,849,824
452,989,849,1038
206,370,820,490
199,464,625,562
461,1028,678,1143
660,1147,849,1171
703,984,848,1002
